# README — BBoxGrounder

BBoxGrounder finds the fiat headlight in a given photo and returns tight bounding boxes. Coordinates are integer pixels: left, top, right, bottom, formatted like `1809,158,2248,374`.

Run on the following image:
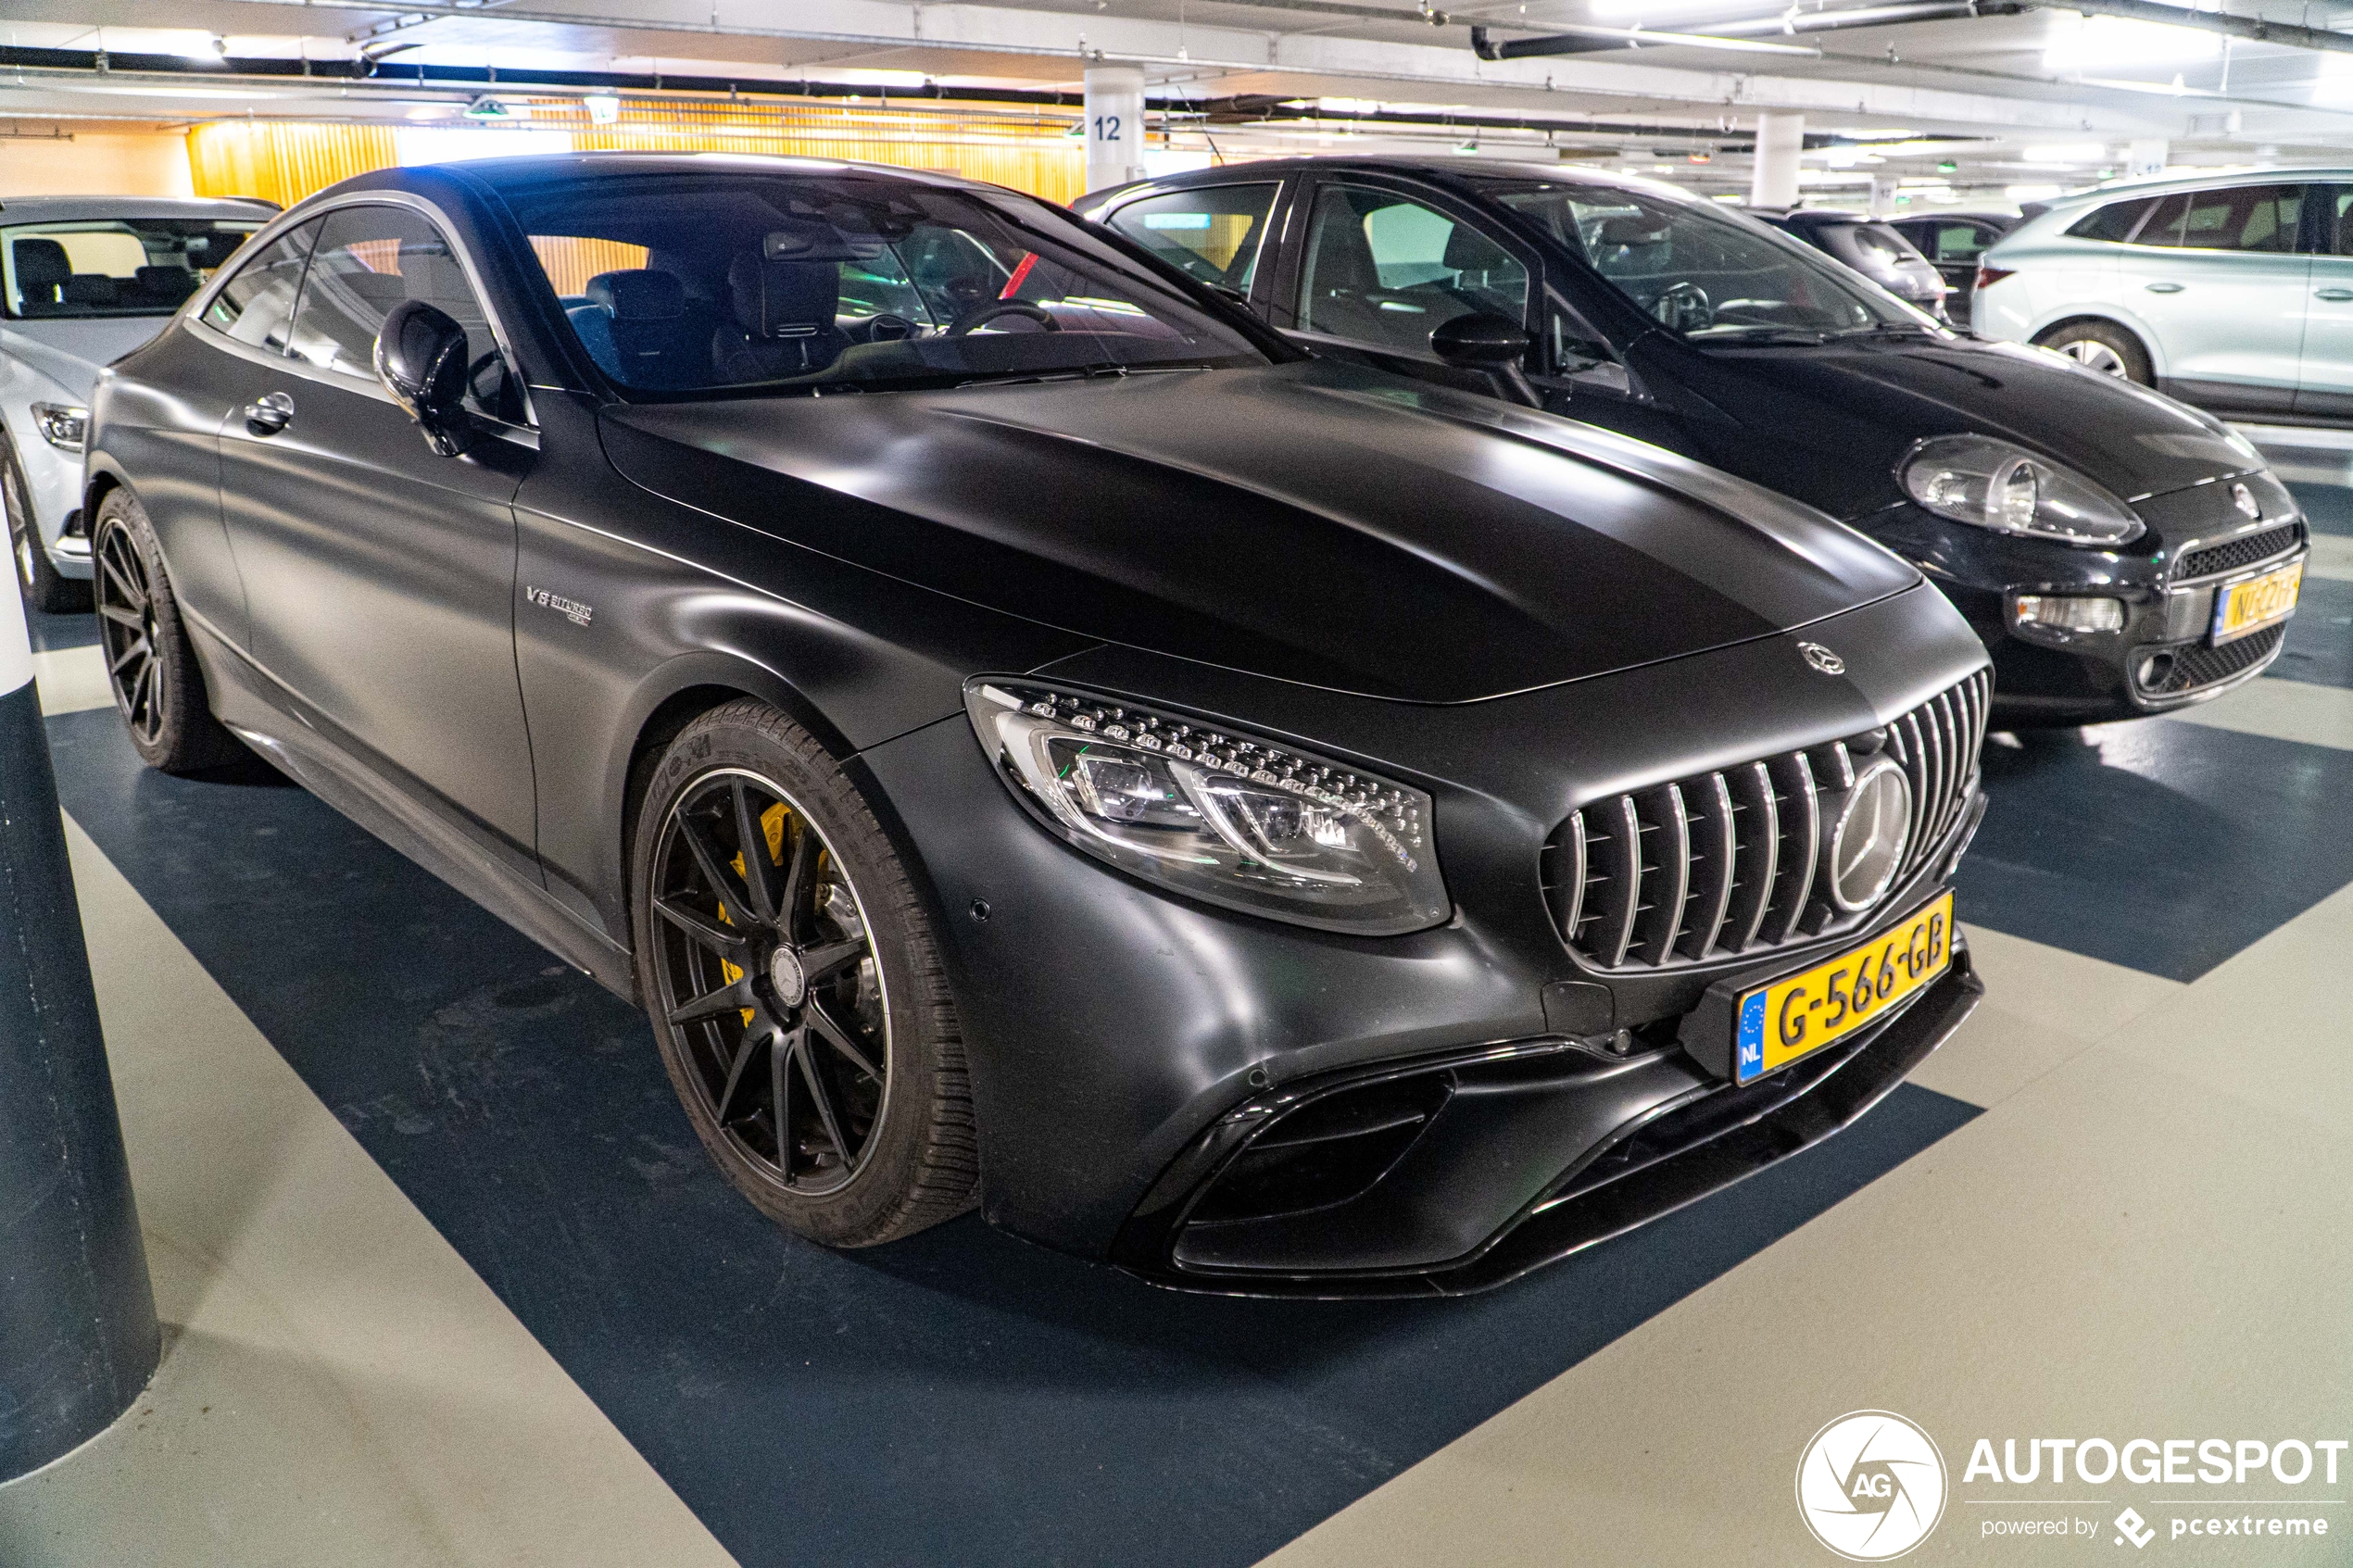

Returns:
1897,434,2143,546
964,679,1449,935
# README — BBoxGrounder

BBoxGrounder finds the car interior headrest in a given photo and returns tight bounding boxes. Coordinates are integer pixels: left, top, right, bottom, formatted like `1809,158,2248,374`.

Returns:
585,269,686,321
136,265,198,303
185,234,243,271
727,254,840,338
62,274,120,306
12,238,71,289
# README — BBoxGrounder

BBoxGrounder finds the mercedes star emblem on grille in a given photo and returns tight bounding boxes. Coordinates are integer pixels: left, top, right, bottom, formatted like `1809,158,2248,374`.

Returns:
1798,642,1845,676
2232,482,2260,520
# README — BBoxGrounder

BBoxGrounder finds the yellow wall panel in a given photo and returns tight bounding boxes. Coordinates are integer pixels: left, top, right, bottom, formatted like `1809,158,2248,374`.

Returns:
186,122,402,208
0,130,195,199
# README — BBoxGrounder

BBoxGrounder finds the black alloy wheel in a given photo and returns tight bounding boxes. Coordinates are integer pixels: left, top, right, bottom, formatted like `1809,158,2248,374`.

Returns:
95,520,165,751
650,767,892,1196
634,701,976,1246
91,491,242,773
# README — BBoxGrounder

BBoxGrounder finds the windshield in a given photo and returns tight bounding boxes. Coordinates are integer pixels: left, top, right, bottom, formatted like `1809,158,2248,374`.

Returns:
3,218,262,320
493,170,1268,396
1480,182,1919,341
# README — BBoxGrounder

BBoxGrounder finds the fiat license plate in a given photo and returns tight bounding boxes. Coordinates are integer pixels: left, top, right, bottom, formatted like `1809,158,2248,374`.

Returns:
1732,893,1954,1085
2210,559,2303,645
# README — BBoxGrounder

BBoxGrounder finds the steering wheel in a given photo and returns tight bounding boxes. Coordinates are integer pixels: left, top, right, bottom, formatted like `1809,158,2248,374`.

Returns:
949,300,1061,336
1653,282,1715,333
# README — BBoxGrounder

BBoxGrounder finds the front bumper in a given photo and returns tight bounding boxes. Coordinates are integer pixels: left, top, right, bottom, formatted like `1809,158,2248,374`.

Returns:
1861,474,2305,725
1114,946,1980,1298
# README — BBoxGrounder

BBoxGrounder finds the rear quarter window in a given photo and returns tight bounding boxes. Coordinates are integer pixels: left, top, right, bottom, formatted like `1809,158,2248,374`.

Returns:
2066,196,2159,244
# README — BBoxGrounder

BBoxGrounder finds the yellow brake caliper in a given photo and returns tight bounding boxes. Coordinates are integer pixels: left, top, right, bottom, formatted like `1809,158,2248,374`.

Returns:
718,802,791,1026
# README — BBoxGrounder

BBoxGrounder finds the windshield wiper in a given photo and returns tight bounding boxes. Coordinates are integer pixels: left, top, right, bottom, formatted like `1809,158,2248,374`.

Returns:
952,360,1211,390
1832,320,1940,341
1692,326,1829,346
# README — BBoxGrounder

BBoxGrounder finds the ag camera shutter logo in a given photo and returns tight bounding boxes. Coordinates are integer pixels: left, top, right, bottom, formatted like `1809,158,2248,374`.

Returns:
1796,1410,1948,1560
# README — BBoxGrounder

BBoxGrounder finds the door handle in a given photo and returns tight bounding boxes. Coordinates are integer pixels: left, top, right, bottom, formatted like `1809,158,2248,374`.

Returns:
2145,282,2184,294
2317,288,2353,302
243,391,294,436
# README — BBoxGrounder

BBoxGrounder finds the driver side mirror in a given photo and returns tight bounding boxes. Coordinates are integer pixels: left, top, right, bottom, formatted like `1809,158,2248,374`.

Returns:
1430,313,1540,408
375,299,471,457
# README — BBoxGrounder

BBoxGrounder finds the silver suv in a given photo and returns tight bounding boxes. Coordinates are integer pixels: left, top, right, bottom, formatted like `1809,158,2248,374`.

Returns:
1973,172,2353,420
1,195,272,609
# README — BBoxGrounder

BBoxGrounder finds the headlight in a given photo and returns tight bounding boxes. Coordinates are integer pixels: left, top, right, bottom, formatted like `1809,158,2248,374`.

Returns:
964,679,1449,935
28,402,88,454
1897,434,2142,546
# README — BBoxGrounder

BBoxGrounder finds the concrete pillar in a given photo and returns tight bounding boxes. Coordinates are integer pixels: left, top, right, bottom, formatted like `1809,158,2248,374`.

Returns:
1750,112,1804,209
1083,64,1148,194
0,586,157,1481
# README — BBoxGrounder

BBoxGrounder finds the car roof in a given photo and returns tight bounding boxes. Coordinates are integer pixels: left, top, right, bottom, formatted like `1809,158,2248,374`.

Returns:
0,194,279,223
395,149,999,198
2031,167,2353,215
1082,153,1701,195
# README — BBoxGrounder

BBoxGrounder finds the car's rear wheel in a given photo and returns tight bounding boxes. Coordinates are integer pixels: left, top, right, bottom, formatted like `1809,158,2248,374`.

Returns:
92,490,244,773
631,699,976,1246
2035,320,2152,384
2,438,84,614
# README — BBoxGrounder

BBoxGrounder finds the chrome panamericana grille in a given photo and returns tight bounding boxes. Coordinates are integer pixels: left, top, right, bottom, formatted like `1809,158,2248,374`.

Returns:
2176,523,2302,582
1541,670,1991,971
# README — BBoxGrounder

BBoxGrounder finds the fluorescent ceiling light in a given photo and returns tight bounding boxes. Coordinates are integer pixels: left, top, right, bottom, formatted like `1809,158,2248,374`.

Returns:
2044,12,2221,73
2023,142,2107,163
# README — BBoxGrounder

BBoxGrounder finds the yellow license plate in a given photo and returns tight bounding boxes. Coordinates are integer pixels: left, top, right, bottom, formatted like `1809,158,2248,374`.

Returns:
2211,558,2303,645
1733,893,1954,1085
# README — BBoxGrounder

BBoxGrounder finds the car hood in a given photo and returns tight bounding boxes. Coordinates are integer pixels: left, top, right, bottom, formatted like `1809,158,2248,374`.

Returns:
1662,332,2257,521
598,359,1919,704
0,316,172,402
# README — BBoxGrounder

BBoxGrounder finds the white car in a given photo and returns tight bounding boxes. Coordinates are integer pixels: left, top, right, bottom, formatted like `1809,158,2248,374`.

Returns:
1971,171,2353,420
1,195,274,609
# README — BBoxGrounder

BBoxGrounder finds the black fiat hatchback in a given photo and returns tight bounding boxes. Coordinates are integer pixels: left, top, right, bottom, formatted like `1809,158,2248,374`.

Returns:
1078,159,2307,725
86,153,1988,1296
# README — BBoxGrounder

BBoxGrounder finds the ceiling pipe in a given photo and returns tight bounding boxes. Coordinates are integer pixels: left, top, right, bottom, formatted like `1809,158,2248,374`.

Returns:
2047,0,2353,56
1473,2,2025,59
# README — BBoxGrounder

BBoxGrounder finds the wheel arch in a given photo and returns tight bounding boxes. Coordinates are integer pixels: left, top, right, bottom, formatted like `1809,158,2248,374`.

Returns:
2030,312,2161,377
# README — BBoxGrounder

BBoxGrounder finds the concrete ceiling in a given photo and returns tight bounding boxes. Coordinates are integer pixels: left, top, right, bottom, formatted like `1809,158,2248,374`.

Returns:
5,0,2353,208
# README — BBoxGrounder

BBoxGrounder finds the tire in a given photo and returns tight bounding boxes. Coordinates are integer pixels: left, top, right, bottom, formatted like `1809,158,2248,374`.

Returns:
630,698,976,1247
91,490,245,773
2,437,85,614
2034,320,2153,384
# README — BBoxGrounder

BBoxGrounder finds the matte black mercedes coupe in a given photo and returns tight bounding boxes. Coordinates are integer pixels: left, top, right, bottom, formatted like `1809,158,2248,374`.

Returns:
1079,159,2308,725
87,154,1990,1296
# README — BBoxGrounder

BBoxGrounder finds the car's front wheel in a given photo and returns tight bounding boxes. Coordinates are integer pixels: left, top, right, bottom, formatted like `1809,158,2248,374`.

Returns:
630,699,976,1246
2035,320,2153,384
91,490,244,773
2,439,85,614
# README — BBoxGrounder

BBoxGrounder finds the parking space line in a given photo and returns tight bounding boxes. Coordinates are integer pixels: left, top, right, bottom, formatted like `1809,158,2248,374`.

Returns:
2164,675,2353,750
0,815,738,1568
31,645,112,716
1255,911,2353,1567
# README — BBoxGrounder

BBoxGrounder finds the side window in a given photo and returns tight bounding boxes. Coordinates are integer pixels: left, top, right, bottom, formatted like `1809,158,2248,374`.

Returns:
2066,197,2158,244
289,206,520,420
1104,183,1280,292
1295,184,1529,357
2323,187,2353,256
2140,185,2302,253
201,220,320,353
1930,223,1993,264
